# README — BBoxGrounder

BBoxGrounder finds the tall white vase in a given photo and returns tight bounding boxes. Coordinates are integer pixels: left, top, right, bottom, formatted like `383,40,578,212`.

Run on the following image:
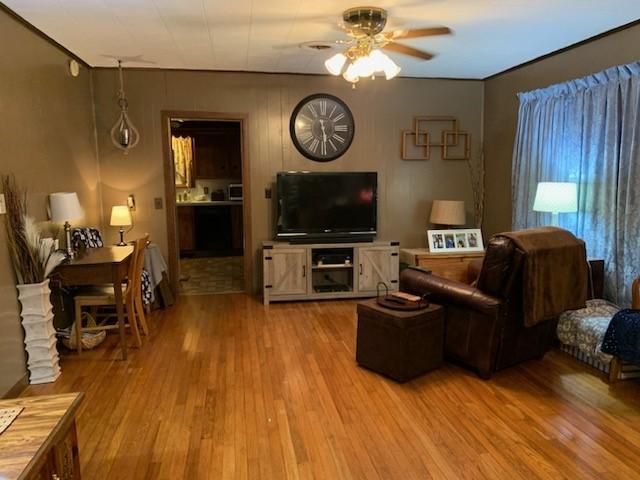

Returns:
17,280,61,384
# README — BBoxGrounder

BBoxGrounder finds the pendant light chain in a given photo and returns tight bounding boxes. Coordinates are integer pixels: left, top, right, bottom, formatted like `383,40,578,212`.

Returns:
117,60,128,110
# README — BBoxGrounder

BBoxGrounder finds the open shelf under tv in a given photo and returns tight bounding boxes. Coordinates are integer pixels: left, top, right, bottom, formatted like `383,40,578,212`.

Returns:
312,264,354,269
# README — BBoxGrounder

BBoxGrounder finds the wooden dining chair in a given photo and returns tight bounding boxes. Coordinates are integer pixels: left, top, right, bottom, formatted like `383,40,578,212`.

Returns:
73,236,149,354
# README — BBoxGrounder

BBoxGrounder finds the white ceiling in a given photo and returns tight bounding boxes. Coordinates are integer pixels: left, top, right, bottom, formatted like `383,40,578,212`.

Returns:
5,0,640,78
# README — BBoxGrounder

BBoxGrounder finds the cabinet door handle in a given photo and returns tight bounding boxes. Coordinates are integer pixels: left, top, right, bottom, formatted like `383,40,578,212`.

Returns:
359,264,363,275
302,265,306,277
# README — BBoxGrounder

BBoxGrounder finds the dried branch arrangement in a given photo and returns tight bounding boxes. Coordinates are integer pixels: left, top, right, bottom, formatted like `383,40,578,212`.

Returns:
467,146,485,229
1,174,65,285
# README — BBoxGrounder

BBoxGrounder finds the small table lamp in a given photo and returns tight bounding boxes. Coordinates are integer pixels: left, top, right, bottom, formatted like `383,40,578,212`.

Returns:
430,200,466,228
50,192,84,258
110,205,132,246
533,182,577,226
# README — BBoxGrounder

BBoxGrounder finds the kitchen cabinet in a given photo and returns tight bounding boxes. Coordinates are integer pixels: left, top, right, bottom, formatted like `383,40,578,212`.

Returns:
194,206,232,251
177,203,243,256
177,206,195,253
172,121,242,182
231,205,243,250
193,130,241,180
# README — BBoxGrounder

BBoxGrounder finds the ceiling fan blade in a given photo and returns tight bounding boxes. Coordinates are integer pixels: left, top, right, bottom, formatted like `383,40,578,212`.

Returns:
390,27,451,40
382,43,434,61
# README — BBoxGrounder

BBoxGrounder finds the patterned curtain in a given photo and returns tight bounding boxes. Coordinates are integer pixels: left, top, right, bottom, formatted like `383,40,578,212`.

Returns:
172,136,194,186
512,61,640,306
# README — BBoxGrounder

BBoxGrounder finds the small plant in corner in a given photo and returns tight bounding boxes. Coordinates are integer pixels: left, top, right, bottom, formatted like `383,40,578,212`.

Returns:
1,174,65,283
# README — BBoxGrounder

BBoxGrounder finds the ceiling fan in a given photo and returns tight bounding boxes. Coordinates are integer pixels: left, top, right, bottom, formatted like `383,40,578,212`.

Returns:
322,6,451,85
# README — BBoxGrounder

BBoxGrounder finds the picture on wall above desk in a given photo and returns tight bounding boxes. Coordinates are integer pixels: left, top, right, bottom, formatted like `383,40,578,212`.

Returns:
290,94,355,162
401,115,471,161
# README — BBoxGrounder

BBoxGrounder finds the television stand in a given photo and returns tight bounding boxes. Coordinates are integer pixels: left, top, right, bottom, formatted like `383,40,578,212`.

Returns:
262,240,399,305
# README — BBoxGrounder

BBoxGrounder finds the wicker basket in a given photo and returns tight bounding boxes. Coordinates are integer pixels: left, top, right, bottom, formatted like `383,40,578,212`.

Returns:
62,330,106,350
58,314,107,350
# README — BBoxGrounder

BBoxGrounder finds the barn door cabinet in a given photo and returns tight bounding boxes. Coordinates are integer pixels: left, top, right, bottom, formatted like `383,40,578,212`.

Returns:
356,246,400,293
263,240,399,305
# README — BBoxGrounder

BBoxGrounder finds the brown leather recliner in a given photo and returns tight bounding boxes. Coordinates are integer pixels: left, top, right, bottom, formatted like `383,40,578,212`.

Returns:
400,236,602,379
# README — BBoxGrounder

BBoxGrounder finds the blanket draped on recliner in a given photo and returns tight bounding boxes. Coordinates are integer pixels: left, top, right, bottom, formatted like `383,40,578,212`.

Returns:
500,227,587,327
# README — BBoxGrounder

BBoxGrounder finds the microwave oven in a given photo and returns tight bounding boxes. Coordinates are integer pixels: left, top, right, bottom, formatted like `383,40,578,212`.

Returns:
228,183,243,201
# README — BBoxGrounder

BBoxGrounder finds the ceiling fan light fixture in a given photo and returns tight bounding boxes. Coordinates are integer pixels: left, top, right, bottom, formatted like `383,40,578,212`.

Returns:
343,63,360,83
352,55,375,78
319,7,448,86
383,59,401,80
325,53,348,75
367,49,401,80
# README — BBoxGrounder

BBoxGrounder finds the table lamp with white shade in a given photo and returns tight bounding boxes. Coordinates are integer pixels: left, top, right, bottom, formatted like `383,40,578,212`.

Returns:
50,192,84,258
110,205,132,246
533,182,577,226
430,200,466,228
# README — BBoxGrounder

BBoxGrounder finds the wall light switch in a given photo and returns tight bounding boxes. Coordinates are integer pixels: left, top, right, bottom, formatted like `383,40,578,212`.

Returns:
154,197,163,210
127,194,136,211
0,194,5,214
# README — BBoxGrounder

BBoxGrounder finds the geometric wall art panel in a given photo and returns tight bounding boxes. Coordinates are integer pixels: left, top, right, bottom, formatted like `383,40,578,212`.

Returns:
401,115,471,160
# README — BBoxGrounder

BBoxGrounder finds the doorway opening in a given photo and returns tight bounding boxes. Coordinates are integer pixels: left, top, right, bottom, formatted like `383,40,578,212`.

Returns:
162,112,252,296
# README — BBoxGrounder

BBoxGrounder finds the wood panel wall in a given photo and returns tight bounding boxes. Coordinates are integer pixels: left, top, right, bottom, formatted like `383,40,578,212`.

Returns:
91,70,483,292
0,8,101,396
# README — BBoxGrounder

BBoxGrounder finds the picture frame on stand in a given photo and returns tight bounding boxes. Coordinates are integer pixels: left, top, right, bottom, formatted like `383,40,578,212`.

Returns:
428,228,484,253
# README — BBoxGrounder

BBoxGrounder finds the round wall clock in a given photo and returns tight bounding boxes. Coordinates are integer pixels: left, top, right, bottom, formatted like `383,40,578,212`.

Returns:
290,94,355,162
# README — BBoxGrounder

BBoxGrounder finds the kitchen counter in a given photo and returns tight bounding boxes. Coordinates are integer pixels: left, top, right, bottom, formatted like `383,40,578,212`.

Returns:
177,200,243,206
178,200,244,254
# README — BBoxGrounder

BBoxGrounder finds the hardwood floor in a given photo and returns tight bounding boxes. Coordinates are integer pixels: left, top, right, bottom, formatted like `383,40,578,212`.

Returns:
22,294,640,479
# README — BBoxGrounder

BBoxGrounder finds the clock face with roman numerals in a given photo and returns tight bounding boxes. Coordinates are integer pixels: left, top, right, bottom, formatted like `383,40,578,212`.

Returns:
290,94,355,162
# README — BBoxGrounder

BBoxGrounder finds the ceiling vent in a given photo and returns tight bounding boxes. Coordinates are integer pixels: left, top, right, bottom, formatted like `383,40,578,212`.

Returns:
300,42,336,51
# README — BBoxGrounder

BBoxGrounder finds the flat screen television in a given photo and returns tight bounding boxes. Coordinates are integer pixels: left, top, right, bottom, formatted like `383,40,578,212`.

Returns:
276,171,377,242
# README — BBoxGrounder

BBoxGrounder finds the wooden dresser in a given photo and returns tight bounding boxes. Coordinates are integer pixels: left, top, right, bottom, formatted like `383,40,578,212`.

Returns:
401,248,485,283
0,393,84,480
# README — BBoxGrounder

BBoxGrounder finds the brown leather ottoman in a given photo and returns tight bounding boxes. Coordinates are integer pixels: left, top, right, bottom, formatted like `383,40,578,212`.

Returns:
356,299,444,382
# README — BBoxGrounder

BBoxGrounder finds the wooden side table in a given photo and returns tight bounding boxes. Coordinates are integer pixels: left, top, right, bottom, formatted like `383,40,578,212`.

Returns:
400,248,484,283
0,393,83,479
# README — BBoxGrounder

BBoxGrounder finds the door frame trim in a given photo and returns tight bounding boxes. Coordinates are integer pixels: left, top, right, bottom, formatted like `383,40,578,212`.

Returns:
161,110,253,295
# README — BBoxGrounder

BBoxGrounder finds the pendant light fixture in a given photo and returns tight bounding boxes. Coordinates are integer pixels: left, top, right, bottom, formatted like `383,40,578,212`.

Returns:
110,60,140,154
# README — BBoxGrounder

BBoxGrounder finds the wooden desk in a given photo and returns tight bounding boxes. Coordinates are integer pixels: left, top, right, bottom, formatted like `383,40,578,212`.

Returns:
0,393,83,480
55,246,133,360
401,248,485,283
